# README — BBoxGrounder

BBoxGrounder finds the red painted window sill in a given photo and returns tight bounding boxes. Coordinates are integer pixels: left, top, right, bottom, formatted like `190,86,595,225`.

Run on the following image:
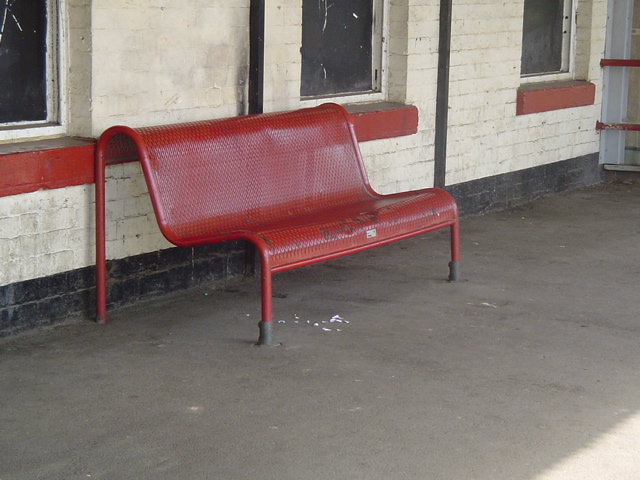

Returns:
0,103,418,198
344,102,419,142
516,80,596,115
0,138,95,197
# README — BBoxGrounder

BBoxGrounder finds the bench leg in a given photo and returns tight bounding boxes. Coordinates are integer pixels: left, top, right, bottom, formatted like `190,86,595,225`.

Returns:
257,257,274,346
95,147,108,324
448,219,461,282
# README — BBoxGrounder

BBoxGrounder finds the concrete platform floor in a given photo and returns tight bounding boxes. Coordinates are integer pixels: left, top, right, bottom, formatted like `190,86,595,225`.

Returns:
1,183,640,480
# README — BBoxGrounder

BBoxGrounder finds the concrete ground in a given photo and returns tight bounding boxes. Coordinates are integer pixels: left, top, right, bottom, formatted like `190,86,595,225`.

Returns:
1,183,640,480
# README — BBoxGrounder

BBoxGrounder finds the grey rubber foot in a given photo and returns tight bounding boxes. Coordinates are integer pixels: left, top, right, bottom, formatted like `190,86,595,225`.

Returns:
448,261,461,282
257,321,273,346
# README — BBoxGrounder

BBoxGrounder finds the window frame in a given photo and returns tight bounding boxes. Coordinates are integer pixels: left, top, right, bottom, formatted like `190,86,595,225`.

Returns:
300,0,388,105
0,0,65,143
520,0,576,84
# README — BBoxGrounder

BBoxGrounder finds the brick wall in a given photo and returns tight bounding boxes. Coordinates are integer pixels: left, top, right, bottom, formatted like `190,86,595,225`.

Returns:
445,0,607,186
0,186,95,287
92,0,250,132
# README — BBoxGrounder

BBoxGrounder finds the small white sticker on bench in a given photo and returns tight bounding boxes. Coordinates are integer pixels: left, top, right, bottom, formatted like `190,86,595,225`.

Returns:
366,229,377,238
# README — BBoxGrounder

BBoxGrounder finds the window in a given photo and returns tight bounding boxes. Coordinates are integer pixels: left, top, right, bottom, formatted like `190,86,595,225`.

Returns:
0,0,58,126
520,0,573,77
301,0,383,98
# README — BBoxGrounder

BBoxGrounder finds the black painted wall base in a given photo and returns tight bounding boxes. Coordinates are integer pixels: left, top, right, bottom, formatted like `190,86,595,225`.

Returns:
0,153,603,337
447,153,603,216
1,241,246,337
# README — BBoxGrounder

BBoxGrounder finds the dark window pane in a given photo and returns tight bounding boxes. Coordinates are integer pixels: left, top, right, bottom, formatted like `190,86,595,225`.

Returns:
521,0,564,75
301,0,373,96
0,0,48,123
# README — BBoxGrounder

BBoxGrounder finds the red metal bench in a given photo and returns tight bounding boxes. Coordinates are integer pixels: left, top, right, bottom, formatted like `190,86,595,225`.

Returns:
95,103,460,345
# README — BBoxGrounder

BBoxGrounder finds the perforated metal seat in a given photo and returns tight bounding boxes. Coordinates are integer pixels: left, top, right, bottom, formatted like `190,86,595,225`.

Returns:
95,103,460,344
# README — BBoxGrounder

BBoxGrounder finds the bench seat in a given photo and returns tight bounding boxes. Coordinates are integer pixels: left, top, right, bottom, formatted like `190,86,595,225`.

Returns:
95,103,460,344
173,190,456,270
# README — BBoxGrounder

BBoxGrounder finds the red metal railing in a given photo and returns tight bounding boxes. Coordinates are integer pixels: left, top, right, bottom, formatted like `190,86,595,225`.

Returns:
596,121,640,131
598,59,640,131
600,59,640,67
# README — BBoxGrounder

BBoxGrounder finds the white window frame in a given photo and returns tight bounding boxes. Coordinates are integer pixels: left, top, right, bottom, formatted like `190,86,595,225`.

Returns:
520,0,576,84
0,0,66,143
301,0,388,106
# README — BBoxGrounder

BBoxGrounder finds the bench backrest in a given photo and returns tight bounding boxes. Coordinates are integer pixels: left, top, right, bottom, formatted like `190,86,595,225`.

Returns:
101,103,374,244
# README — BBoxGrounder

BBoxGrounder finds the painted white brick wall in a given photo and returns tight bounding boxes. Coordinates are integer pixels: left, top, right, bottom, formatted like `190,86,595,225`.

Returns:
65,0,93,138
0,187,95,286
103,163,172,260
445,0,606,186
92,0,249,133
1,0,609,287
264,2,303,113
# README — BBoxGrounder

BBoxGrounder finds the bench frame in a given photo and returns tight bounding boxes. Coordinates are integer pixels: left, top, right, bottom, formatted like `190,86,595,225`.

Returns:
95,105,460,345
